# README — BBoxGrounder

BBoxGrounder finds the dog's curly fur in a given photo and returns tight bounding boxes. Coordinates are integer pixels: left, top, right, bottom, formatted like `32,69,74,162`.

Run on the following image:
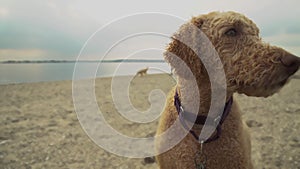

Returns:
156,11,300,169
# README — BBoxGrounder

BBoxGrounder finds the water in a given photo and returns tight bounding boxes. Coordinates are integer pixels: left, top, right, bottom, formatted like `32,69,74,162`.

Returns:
0,62,171,85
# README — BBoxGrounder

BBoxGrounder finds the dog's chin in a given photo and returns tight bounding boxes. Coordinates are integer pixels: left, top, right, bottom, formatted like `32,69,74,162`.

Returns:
239,88,277,98
238,78,290,98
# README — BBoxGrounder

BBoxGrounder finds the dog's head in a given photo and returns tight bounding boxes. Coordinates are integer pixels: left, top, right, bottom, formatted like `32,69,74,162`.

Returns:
165,11,300,97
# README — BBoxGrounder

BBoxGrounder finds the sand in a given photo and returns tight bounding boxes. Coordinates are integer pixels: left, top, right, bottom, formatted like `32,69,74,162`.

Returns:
0,73,299,169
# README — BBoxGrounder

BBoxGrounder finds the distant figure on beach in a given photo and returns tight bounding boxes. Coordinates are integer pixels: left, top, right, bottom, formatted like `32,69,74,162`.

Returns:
136,67,148,76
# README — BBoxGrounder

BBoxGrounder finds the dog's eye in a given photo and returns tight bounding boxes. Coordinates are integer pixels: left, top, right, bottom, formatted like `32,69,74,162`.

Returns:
225,28,238,37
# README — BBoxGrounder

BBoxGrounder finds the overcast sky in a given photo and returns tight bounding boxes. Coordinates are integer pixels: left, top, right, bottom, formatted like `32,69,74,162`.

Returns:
0,0,299,61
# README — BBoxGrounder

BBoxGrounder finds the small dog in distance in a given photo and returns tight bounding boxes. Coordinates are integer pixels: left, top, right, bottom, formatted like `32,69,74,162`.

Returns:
136,67,148,76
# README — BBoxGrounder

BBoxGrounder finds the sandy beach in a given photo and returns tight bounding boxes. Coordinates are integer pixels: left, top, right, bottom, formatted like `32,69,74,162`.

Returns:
0,73,299,169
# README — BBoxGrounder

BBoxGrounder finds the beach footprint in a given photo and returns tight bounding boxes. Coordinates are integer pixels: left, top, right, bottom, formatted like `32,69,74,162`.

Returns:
246,120,263,128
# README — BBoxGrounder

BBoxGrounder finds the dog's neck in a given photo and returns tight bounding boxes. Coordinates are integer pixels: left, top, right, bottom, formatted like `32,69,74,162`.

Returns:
177,76,233,116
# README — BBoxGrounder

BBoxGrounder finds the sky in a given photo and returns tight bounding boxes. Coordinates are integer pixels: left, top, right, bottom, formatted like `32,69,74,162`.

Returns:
0,0,300,61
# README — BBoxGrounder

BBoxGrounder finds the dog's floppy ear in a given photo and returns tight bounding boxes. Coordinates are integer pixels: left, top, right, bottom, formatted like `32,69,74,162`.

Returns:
164,15,207,79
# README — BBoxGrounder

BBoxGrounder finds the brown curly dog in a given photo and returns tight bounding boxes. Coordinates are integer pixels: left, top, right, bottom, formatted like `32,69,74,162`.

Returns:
155,11,300,169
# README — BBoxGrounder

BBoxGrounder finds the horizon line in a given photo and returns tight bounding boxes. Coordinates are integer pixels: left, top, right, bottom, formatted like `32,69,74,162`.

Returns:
0,59,166,64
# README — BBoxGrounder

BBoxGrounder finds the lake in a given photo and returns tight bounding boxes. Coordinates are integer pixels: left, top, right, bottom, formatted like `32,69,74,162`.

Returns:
0,62,171,85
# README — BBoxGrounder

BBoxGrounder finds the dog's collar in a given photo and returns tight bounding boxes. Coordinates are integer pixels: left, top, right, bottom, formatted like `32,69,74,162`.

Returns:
174,89,233,143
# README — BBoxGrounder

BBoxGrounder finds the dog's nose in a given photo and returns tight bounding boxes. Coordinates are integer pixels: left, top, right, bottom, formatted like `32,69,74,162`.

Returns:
280,53,300,75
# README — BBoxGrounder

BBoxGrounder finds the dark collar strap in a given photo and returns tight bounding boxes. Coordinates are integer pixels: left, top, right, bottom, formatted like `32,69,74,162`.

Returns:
174,89,233,143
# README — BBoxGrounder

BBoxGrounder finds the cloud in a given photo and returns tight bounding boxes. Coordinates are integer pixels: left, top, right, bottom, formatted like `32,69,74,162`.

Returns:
0,0,300,60
264,33,300,55
0,49,46,61
0,0,98,60
0,20,84,60
0,7,9,18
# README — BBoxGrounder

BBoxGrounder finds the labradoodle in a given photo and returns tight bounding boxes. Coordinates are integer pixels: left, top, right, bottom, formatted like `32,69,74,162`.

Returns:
155,11,300,169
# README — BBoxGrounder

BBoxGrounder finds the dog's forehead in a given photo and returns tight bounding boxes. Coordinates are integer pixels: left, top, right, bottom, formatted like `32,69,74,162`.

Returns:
207,11,260,35
212,12,253,25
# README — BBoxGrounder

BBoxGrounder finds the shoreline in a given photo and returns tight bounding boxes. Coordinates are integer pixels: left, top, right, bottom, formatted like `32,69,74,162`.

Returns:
0,73,174,86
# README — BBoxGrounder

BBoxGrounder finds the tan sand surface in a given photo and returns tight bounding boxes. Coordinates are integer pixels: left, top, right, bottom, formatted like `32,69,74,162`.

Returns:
0,73,299,169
